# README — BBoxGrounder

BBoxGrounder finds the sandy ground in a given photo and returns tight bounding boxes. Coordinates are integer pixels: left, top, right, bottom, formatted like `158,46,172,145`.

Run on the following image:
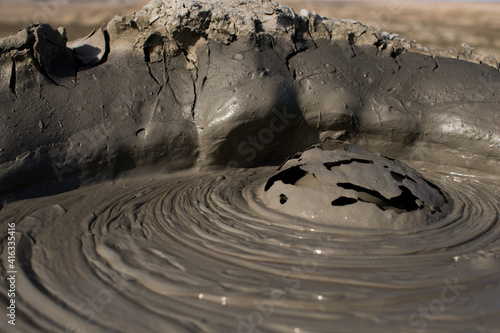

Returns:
0,1,150,40
283,1,500,59
0,0,499,59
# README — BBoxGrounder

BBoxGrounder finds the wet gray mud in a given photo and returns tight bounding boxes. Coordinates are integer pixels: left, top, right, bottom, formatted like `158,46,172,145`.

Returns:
1,1,500,332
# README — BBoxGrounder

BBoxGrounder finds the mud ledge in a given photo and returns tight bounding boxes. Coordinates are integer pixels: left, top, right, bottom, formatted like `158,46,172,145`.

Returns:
0,0,499,198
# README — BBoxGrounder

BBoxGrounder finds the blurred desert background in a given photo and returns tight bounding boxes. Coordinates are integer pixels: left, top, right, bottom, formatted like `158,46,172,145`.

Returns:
1,0,499,60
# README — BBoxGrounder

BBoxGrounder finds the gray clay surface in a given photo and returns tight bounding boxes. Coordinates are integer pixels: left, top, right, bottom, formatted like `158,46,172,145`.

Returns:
0,1,500,332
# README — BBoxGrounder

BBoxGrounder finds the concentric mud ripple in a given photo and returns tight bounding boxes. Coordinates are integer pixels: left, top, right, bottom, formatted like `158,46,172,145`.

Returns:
1,159,500,333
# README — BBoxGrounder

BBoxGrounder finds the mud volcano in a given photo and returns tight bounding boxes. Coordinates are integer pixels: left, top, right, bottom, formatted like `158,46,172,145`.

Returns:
1,0,499,332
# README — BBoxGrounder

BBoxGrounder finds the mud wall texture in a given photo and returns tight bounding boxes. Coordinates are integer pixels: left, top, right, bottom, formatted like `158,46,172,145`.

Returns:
0,0,499,194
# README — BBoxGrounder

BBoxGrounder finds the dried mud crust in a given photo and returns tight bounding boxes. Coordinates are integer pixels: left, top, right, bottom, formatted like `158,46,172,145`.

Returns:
0,0,499,196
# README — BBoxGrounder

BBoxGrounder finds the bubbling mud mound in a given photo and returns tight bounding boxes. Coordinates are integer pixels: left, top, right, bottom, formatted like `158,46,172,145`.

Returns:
1,0,500,332
252,146,451,229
